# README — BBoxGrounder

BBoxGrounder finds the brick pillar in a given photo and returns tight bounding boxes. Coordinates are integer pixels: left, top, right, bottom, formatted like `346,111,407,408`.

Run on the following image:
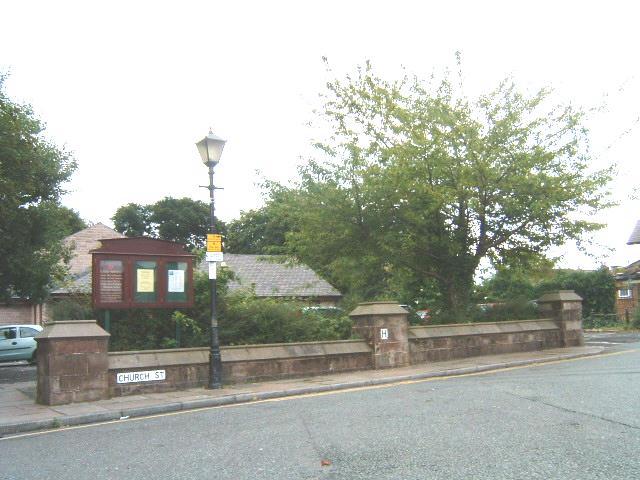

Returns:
349,301,409,369
537,290,585,347
36,320,110,405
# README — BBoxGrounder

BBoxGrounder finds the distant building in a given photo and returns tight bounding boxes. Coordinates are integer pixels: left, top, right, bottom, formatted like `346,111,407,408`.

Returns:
200,254,342,306
0,223,124,325
612,220,640,320
0,224,342,326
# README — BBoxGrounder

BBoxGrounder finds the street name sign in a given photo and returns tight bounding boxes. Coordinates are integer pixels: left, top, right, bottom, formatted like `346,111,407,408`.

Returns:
116,370,166,384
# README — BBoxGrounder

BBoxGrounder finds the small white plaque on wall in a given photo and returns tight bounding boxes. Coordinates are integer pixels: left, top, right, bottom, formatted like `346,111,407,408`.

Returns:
380,328,389,340
116,370,166,384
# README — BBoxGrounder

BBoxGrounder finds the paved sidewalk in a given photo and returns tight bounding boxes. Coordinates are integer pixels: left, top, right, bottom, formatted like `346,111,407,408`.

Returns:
0,346,603,436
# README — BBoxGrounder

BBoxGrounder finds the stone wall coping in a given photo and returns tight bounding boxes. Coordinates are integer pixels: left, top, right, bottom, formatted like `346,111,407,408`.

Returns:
36,320,110,339
537,290,583,303
349,301,409,317
409,318,558,339
108,340,372,370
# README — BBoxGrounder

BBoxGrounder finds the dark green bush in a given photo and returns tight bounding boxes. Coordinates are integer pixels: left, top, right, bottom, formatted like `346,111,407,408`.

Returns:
430,300,539,324
49,270,352,350
583,313,624,329
218,292,352,345
49,296,94,321
632,308,640,329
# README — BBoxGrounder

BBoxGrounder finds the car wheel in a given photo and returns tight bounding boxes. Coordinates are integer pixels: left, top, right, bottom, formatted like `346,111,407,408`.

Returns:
28,351,37,365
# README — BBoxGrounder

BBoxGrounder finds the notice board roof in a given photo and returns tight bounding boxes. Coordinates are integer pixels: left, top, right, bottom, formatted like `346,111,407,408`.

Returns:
90,237,194,257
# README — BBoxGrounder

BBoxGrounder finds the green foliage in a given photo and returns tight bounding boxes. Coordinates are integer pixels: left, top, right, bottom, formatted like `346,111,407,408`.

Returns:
632,308,640,329
426,298,539,324
225,205,292,254
102,308,202,351
89,268,352,350
219,293,352,345
480,266,616,318
111,197,224,250
265,61,611,319
476,254,556,303
536,268,615,317
0,75,78,301
49,295,94,321
111,203,151,237
583,313,624,329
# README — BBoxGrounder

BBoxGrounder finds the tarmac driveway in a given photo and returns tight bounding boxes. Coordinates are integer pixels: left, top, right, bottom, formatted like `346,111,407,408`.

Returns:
0,362,36,385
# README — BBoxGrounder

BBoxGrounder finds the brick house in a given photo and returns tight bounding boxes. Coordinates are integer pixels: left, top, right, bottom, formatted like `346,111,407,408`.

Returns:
613,221,640,320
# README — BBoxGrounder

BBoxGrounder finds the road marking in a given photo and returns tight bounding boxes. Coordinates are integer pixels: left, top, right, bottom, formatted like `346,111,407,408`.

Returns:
1,348,636,441
586,341,624,345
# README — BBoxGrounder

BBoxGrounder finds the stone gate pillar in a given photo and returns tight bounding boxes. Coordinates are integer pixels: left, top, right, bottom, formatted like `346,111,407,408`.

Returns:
35,320,110,405
537,290,585,347
349,301,410,369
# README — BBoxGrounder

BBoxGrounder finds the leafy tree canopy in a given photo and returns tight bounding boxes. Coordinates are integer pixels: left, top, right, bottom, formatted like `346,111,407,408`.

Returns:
112,196,224,250
479,264,615,318
225,201,294,254
266,61,612,315
0,76,78,301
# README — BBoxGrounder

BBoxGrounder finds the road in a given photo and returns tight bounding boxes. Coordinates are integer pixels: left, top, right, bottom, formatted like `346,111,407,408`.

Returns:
1,333,639,479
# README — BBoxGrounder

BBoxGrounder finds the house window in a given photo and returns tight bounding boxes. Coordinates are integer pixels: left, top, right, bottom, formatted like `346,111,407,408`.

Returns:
618,288,632,299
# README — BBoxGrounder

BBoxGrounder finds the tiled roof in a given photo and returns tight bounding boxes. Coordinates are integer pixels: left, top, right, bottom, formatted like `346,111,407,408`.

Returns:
628,220,640,245
200,254,342,298
64,223,125,276
55,223,125,293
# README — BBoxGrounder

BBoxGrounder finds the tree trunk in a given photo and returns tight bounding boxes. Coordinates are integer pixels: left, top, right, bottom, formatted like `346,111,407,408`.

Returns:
439,260,477,321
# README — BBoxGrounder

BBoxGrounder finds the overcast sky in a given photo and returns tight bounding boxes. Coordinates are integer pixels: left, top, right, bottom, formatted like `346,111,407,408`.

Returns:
2,0,639,269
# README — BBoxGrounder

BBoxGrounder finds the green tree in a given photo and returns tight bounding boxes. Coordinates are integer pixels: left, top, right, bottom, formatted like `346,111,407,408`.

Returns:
0,76,77,301
111,197,223,250
271,63,612,316
536,268,615,318
149,197,212,249
225,203,293,254
111,203,150,237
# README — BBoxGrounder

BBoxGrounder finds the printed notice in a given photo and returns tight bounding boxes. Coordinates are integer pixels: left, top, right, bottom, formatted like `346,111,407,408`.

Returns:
99,260,123,303
207,233,223,252
168,269,185,292
137,269,155,292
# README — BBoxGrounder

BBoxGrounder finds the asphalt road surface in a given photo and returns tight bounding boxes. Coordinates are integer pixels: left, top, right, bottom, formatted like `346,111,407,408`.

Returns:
0,362,35,384
2,334,639,479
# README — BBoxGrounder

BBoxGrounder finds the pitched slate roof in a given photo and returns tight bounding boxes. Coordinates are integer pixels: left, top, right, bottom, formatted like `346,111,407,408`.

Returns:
53,223,124,294
63,223,125,277
201,254,342,299
628,220,640,245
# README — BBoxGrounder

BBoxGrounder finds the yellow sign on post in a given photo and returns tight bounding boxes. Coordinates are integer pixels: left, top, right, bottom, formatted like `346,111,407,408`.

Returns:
207,234,223,253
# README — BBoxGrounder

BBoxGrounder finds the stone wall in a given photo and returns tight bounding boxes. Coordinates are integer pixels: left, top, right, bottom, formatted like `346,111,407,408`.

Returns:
409,319,562,363
108,340,372,397
0,302,39,325
36,291,584,404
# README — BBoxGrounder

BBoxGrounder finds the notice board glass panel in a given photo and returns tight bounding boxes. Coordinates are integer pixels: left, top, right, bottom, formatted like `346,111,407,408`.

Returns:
99,260,124,304
134,260,157,303
166,261,188,302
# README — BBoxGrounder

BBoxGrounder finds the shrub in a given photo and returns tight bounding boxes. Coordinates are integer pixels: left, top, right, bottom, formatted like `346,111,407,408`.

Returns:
219,292,352,345
49,296,94,321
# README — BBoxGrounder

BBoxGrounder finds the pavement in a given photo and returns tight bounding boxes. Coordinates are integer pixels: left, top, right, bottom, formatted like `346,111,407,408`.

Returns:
0,344,606,437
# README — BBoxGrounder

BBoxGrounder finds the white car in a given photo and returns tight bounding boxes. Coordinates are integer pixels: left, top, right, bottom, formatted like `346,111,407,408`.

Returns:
0,324,43,363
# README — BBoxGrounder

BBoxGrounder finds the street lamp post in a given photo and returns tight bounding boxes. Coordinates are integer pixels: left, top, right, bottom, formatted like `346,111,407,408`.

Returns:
196,130,226,389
